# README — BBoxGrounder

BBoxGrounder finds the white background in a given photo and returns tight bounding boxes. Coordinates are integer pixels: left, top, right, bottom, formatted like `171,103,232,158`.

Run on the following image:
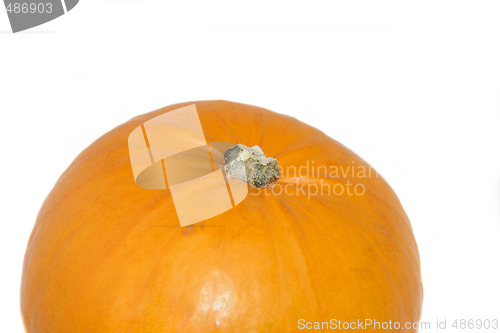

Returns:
1,1,499,331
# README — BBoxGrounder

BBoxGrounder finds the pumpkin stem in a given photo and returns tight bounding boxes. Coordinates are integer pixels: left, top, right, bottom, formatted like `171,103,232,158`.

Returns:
224,144,280,188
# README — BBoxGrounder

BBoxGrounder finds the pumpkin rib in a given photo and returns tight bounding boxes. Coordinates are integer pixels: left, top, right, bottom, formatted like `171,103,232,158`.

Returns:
282,191,400,313
264,201,296,329
256,111,266,147
103,213,179,329
313,193,416,318
273,195,323,314
27,185,175,331
278,193,386,318
278,148,421,291
355,184,423,279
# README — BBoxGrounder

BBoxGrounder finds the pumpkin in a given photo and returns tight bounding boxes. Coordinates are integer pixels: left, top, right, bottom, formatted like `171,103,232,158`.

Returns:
21,100,422,332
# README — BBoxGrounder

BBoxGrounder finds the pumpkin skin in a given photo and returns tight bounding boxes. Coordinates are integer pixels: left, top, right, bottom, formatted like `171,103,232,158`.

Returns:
21,100,422,332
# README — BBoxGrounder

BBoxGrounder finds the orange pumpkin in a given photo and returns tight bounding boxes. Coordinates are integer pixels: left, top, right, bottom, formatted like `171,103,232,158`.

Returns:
21,100,422,332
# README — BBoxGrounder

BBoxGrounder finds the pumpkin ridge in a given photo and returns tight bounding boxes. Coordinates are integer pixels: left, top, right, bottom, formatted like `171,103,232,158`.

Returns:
314,193,415,318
